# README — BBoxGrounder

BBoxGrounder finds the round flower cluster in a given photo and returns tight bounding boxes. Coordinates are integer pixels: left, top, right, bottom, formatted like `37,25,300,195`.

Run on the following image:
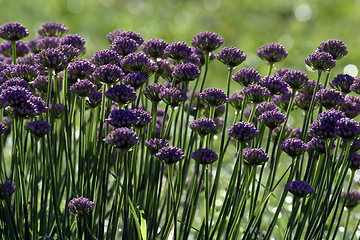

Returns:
317,39,348,60
190,148,219,164
145,138,169,155
285,180,314,198
340,190,360,209
159,87,187,107
255,102,278,117
156,146,185,164
0,40,29,58
105,109,139,128
131,109,153,128
232,67,261,87
307,137,334,154
141,38,169,59
242,148,269,166
38,22,68,37
217,46,247,68
335,117,360,141
91,50,121,66
105,127,138,150
315,88,344,109
258,110,286,130
259,75,289,95
70,80,97,97
91,64,124,84
240,84,271,103
143,83,165,103
257,43,288,64
0,180,16,199
329,74,354,94
280,138,308,158
165,41,193,61
68,197,94,217
342,95,360,119
24,120,51,138
199,88,227,107
228,122,259,143
123,72,147,90
349,152,360,171
105,84,137,105
0,22,29,41
283,69,308,90
110,36,139,56
308,109,346,139
191,31,224,52
305,52,336,71
189,118,217,137
228,92,244,110
171,63,201,83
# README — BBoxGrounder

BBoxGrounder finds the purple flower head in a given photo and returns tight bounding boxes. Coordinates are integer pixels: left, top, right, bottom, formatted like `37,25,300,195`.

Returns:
32,75,50,93
0,22,29,41
349,152,360,171
143,83,165,103
294,92,317,111
122,72,147,90
240,84,271,103
305,52,336,71
258,110,286,130
68,197,94,217
36,36,60,51
0,180,16,199
107,30,144,45
273,90,292,111
1,77,29,91
341,95,360,118
11,95,48,118
35,48,68,72
172,63,201,83
232,68,261,87
61,34,86,51
259,75,289,95
165,41,193,61
315,88,344,109
105,109,139,128
292,127,302,139
189,118,217,137
301,80,324,94
0,122,6,135
110,36,139,56
228,122,259,143
255,102,278,117
275,68,291,77
91,50,121,66
121,52,158,77
228,92,244,110
0,85,32,107
199,88,227,107
350,78,360,95
283,70,308,90
145,138,169,155
307,137,335,154
38,22,68,37
142,38,169,59
2,64,39,82
27,36,42,54
49,103,65,119
330,74,354,94
308,109,346,139
86,90,102,108
105,84,136,105
70,80,96,97
156,146,185,164
0,40,29,58
190,148,219,165
257,43,288,64
180,51,202,66
159,87,187,107
340,190,360,209
105,127,138,150
280,138,308,157
57,44,80,62
157,59,173,81
191,32,223,52
285,180,314,198
317,39,348,60
91,64,124,85
217,46,246,68
67,59,96,82
242,148,269,166
24,120,51,138
131,108,153,128
335,117,360,141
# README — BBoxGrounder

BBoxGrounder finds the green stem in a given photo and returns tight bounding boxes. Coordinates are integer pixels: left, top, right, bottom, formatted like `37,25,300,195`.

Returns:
11,40,17,65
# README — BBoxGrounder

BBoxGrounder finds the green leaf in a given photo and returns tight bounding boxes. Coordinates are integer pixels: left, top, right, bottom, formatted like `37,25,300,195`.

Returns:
140,210,147,240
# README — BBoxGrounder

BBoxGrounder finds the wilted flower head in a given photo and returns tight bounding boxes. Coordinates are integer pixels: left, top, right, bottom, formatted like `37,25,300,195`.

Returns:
159,87,187,107
141,38,169,59
259,75,289,95
242,148,269,166
105,109,139,128
0,180,16,199
335,117,360,141
91,49,121,66
190,148,219,164
0,40,29,58
0,22,29,41
258,110,286,130
105,127,138,150
330,74,354,94
199,88,227,107
191,31,223,52
228,122,259,143
143,83,165,103
228,92,244,110
217,46,246,68
240,84,271,103
257,43,288,64
105,84,136,105
305,52,336,71
92,64,124,85
317,39,348,60
68,197,94,217
38,22,68,37
280,138,308,157
172,63,201,83
70,80,97,97
341,95,360,119
315,88,344,109
110,37,139,56
232,67,261,87
285,180,314,198
156,146,185,164
189,118,217,137
283,69,308,90
165,41,193,61
24,120,51,138
145,138,169,155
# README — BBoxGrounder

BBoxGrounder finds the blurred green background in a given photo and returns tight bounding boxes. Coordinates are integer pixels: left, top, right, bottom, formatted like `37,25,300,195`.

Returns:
2,0,360,89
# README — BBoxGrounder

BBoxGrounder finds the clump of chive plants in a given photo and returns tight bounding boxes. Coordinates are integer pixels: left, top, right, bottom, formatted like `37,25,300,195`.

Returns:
0,22,359,240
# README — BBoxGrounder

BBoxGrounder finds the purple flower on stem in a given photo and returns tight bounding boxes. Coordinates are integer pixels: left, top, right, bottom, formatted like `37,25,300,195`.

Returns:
255,102,278,117
349,152,360,171
24,120,51,138
110,37,139,56
131,109,153,128
308,109,346,139
105,109,139,128
142,38,169,59
217,46,246,68
259,75,289,95
228,122,259,143
38,22,68,37
0,22,29,41
275,68,291,76
258,110,286,130
335,117,360,141
341,95,360,119
190,148,219,165
0,180,16,199
0,85,32,107
145,138,169,155
228,92,244,110
172,63,201,83
105,84,137,105
159,87,187,107
191,32,223,52
305,52,336,71
285,180,314,198
307,137,334,154
91,64,124,85
121,52,158,76
340,190,360,209
257,43,288,64
1,77,29,91
330,74,354,94
280,138,308,157
165,42,193,61
49,103,65,119
70,80,97,97
157,59,173,81
0,40,29,58
105,127,138,150
67,59,96,82
240,84,271,103
273,90,292,111
315,88,344,109
61,34,86,51
156,146,185,164
189,118,217,137
107,30,144,45
199,88,227,107
350,78,360,95
242,148,269,166
35,48,68,72
317,39,348,60
232,68,261,87
283,69,308,90
143,83,165,103
301,80,324,94
68,197,94,217
91,50,122,66
294,92,317,111
123,72,147,90
2,64,39,82
57,44,80,62
36,36,60,51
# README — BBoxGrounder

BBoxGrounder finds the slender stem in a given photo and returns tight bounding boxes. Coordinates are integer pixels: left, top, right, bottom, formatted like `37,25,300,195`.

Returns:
11,40,17,65
267,63,274,76
342,210,351,240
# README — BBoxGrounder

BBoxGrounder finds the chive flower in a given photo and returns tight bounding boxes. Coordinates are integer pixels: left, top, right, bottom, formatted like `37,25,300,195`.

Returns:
242,148,269,166
165,41,193,61
91,49,122,66
228,122,259,143
315,88,344,109
258,110,286,130
105,84,137,105
156,146,185,164
70,80,97,97
24,120,51,138
159,87,187,107
143,83,165,103
0,22,29,41
191,31,224,52
330,74,354,95
171,63,201,83
217,46,247,68
190,148,219,164
280,138,308,157
259,75,289,95
257,43,288,64
38,22,68,37
189,118,217,137
68,197,94,217
105,109,139,128
283,69,308,90
305,52,336,71
110,36,139,56
199,88,227,107
0,180,16,199
240,84,271,103
335,117,360,141
105,127,139,150
317,39,348,60
341,95,360,119
91,64,124,85
141,38,169,59
145,138,169,155
285,180,314,198
232,67,261,87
